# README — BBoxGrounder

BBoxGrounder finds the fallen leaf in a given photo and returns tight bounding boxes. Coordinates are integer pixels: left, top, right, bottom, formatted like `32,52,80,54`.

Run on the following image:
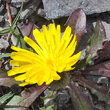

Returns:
20,22,39,41
95,41,110,64
65,8,86,44
99,61,110,77
0,70,18,87
80,61,110,76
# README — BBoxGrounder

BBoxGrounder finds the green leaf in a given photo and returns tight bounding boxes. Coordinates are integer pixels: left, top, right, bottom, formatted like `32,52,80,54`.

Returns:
20,38,29,50
0,28,11,35
75,57,88,69
40,105,54,110
11,28,29,49
10,3,23,31
40,107,46,110
46,105,54,110
0,3,23,36
11,29,21,47
87,20,106,58
0,92,14,104
0,53,11,60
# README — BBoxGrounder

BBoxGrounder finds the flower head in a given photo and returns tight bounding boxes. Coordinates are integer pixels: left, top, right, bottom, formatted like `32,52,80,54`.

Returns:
8,24,81,86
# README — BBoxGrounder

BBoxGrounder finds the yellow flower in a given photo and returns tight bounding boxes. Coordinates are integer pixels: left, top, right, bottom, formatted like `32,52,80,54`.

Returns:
8,24,81,86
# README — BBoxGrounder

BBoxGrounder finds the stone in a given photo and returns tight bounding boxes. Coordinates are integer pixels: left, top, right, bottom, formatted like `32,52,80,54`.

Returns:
0,16,5,26
37,8,46,17
20,9,29,19
0,4,4,14
42,0,110,19
97,77,109,86
10,6,17,16
11,0,30,8
20,0,41,19
0,39,9,50
11,0,29,2
0,16,4,22
4,6,17,18
36,2,46,17
54,89,72,110
87,12,110,40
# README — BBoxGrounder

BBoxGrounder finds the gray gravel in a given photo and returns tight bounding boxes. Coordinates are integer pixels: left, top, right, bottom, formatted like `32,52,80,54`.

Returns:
20,0,41,19
0,4,4,14
42,0,110,19
0,39,9,50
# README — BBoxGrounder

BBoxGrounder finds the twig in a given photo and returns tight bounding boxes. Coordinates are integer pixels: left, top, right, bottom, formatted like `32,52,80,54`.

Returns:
6,2,12,41
6,2,12,26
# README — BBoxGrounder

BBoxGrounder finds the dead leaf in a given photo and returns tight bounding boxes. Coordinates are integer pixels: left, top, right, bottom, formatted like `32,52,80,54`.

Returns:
95,41,110,64
65,8,86,44
0,70,18,87
20,22,39,42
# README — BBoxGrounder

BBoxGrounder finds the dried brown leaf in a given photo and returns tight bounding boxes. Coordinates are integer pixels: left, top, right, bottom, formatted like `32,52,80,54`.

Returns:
65,8,86,44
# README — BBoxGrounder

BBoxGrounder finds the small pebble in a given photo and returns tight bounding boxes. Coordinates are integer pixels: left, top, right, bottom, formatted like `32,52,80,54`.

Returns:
0,4,4,14
0,39,9,50
0,16,4,23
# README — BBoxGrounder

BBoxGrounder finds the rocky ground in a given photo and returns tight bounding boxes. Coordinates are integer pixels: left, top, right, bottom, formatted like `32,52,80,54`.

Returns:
1,0,110,110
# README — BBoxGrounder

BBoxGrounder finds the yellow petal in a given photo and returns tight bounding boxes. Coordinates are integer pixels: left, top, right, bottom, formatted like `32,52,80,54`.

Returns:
24,36,43,56
9,64,36,75
56,25,61,41
64,66,75,71
67,51,81,66
52,71,61,80
11,46,43,61
29,73,43,85
15,74,26,81
19,82,28,86
49,24,56,32
53,25,61,49
58,34,73,56
59,41,77,60
60,26,71,44
33,29,46,49
11,46,29,52
66,35,76,52
25,69,36,78
8,69,17,76
10,60,30,66
11,52,43,64
46,78,53,85
43,70,50,82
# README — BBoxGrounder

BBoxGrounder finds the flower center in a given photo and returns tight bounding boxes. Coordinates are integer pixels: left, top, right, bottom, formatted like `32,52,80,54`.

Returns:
47,59,55,70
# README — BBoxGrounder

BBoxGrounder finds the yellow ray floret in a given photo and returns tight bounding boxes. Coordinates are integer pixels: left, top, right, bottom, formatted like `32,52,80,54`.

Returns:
7,24,81,86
